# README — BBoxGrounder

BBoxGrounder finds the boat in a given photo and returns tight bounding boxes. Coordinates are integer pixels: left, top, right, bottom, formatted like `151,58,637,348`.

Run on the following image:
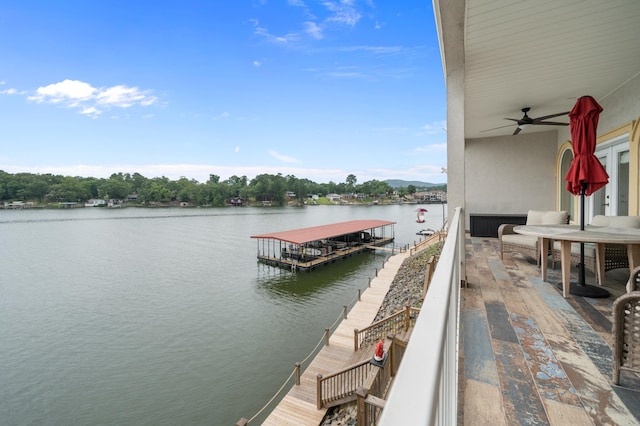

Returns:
415,208,428,223
416,228,436,236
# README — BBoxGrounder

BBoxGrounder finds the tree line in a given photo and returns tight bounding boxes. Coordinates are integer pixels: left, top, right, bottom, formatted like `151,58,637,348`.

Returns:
0,171,444,207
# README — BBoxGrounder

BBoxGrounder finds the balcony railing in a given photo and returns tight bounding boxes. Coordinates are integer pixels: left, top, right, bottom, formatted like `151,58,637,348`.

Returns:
378,207,463,425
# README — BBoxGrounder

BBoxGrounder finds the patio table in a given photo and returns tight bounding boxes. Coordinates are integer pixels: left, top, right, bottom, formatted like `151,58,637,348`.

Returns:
514,225,640,298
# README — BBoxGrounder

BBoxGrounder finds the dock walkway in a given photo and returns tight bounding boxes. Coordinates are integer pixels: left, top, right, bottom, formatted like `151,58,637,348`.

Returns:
262,251,411,425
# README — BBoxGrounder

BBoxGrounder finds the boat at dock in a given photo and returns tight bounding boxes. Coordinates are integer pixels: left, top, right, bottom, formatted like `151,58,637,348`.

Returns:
250,220,397,271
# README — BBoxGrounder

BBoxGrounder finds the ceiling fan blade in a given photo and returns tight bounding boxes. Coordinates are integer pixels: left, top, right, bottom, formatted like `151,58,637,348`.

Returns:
503,118,520,122
533,121,569,126
513,127,522,136
480,124,515,132
533,111,569,121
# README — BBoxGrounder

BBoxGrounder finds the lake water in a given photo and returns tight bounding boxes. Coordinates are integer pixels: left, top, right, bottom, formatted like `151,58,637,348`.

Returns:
0,204,445,425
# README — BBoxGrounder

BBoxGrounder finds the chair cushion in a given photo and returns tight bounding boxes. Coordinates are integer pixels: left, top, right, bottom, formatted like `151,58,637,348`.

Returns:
526,210,569,226
502,234,537,248
591,215,640,228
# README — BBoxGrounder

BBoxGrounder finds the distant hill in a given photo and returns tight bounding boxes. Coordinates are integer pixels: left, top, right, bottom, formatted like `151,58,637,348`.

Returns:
384,179,442,189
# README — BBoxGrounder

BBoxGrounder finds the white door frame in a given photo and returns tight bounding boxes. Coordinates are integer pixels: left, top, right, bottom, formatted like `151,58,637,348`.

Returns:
590,135,629,219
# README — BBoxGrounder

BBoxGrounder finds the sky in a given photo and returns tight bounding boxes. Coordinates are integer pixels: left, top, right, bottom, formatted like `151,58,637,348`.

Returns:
0,0,447,185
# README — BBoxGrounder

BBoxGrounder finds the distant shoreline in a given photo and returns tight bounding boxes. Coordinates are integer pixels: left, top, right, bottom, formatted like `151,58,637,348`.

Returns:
2,200,447,210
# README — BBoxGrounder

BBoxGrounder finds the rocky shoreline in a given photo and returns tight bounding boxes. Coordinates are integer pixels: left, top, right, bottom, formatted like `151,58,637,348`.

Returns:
321,244,441,425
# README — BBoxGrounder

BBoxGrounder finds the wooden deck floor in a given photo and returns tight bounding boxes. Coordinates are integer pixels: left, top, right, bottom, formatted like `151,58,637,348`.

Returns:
262,251,411,425
461,235,640,425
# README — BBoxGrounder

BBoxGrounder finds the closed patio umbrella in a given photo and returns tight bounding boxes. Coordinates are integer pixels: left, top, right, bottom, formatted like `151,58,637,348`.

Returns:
563,95,610,297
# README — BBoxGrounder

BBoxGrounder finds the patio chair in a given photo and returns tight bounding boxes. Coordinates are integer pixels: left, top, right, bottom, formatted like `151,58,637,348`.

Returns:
551,215,640,285
612,291,640,385
498,210,568,266
627,266,640,293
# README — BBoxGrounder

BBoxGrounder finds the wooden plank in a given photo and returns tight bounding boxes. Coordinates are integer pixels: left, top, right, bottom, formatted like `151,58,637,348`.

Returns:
542,398,593,425
509,312,582,406
546,334,636,425
463,379,506,426
492,340,549,425
484,301,518,344
462,306,499,386
555,307,614,378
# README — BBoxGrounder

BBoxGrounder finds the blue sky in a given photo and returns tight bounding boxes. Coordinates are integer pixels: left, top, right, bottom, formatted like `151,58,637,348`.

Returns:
0,0,446,184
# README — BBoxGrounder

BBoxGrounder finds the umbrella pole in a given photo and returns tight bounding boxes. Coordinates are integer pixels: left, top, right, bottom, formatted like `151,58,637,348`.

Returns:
565,181,609,298
579,183,586,286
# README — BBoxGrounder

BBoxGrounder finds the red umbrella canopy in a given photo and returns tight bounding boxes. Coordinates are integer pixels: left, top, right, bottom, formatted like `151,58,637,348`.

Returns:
564,96,609,196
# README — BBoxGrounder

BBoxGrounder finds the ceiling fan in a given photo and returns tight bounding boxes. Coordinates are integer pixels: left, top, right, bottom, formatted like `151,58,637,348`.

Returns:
484,107,570,135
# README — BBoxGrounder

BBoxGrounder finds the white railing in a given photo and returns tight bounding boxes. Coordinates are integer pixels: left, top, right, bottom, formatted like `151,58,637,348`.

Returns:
378,207,463,425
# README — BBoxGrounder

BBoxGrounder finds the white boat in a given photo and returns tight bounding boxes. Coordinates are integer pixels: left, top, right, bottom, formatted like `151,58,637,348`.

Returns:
416,228,436,236
85,199,106,207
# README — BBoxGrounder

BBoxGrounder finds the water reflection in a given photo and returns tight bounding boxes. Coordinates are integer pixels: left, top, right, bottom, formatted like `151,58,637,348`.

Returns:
255,251,386,300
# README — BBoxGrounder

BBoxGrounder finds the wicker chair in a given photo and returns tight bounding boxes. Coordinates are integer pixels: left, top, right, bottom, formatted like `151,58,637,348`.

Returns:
499,210,568,266
552,216,640,285
627,266,640,293
550,242,600,283
612,291,640,385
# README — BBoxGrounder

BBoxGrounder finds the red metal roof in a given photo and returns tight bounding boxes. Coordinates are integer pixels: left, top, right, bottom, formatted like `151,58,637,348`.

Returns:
250,219,395,245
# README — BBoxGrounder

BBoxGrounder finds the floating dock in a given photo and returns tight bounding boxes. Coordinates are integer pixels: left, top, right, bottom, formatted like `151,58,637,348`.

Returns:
250,220,396,271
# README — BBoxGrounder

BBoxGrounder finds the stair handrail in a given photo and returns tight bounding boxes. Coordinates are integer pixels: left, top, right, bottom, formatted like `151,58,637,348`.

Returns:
316,358,374,409
354,306,420,351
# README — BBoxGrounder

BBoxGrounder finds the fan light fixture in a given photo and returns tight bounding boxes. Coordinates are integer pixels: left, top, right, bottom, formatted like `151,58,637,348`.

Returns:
481,107,569,135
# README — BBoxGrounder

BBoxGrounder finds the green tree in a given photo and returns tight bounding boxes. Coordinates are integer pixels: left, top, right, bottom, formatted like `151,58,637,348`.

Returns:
99,175,133,200
346,174,357,190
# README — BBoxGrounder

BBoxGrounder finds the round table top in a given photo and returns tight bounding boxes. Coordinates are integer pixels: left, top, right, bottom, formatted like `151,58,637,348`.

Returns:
514,224,640,244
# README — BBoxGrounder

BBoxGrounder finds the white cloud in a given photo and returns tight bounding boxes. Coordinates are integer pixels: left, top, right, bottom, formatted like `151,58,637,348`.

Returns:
326,71,367,79
414,142,447,153
417,121,447,135
1,88,17,95
253,60,262,67
212,112,231,120
269,150,299,163
323,0,361,26
29,80,96,104
25,79,158,117
235,146,240,153
304,21,323,39
80,106,101,118
338,45,403,54
252,20,300,44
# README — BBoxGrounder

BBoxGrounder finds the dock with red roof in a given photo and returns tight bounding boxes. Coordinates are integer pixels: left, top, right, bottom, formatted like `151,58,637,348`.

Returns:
250,220,397,271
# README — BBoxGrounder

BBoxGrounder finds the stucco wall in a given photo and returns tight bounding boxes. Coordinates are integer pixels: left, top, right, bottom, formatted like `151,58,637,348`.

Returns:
465,130,559,222
599,74,640,133
556,74,640,143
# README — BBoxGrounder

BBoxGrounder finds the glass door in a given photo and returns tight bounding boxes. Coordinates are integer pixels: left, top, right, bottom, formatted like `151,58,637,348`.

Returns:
592,153,610,216
591,137,629,219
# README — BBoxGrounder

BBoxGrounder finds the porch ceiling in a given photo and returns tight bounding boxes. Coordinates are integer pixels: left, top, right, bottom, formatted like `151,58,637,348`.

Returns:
462,0,640,139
